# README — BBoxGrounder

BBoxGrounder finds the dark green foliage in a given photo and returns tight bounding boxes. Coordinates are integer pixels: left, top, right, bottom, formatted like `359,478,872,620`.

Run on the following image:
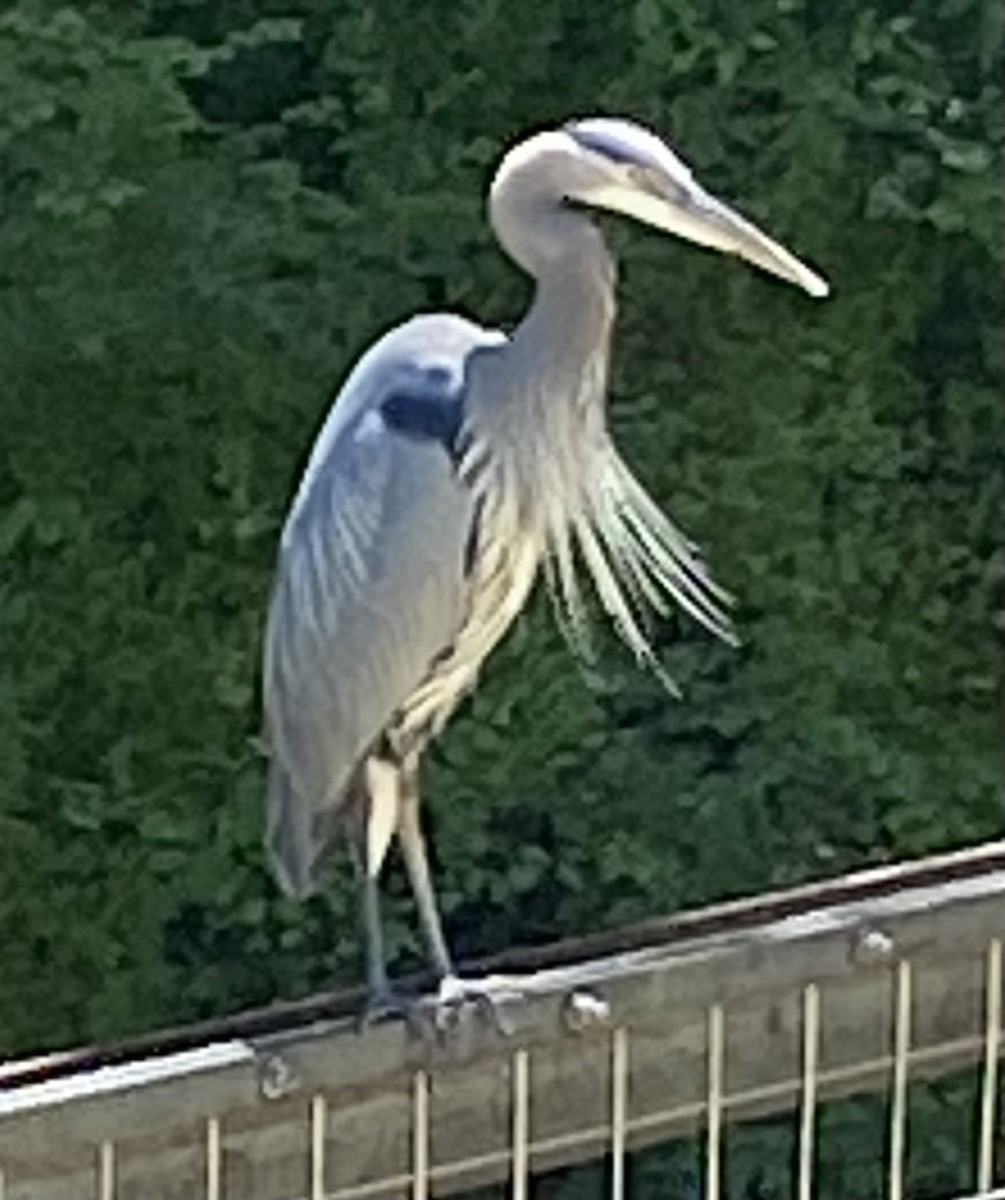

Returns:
0,0,1001,1088
530,1070,985,1198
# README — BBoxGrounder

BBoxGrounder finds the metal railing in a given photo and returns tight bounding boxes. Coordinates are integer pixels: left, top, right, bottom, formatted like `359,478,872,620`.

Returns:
1,840,1002,1199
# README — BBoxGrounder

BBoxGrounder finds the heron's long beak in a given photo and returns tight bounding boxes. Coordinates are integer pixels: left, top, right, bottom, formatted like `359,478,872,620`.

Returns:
591,176,829,298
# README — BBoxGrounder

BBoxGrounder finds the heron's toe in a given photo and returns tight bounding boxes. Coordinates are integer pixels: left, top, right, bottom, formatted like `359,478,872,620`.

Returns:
425,973,525,1038
357,985,419,1034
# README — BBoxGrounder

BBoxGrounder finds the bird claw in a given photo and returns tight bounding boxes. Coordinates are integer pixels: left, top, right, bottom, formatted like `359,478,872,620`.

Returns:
355,975,525,1041
356,985,425,1037
419,973,524,1039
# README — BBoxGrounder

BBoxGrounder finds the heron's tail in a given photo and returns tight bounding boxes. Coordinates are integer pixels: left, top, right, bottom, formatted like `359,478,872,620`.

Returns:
266,760,334,900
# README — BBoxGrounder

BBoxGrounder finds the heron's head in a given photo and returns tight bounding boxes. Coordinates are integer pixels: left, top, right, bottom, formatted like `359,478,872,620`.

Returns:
493,116,828,297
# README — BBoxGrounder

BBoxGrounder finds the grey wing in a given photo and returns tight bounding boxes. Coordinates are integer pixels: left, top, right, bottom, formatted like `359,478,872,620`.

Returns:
264,316,500,897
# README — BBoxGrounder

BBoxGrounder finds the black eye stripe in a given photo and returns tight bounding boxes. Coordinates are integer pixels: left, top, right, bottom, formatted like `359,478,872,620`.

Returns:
566,124,654,169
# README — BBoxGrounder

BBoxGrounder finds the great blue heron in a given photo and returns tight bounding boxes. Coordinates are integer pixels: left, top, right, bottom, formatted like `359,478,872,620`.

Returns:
264,117,827,1019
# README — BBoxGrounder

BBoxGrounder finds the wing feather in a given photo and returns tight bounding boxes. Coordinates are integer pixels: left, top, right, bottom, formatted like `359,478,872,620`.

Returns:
264,315,502,896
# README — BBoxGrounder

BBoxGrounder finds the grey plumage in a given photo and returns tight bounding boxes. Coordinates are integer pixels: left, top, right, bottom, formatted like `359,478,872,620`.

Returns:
265,316,497,898
263,116,827,1009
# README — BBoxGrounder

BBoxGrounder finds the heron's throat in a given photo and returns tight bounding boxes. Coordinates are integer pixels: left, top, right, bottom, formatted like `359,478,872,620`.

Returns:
488,171,617,403
483,241,617,543
510,234,617,416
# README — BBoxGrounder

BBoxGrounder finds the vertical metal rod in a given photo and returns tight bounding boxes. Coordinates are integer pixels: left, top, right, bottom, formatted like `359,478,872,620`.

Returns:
978,937,1002,1192
889,959,912,1200
610,1027,629,1200
0,1166,6,1200
310,1093,327,1200
511,1049,530,1200
706,1003,725,1200
412,1070,430,1200
799,983,820,1200
98,1139,115,1200
206,1116,222,1200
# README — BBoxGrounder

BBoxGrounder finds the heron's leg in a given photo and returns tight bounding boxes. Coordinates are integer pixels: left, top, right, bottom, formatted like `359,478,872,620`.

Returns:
359,856,392,996
398,767,522,1038
346,766,409,1024
397,766,454,979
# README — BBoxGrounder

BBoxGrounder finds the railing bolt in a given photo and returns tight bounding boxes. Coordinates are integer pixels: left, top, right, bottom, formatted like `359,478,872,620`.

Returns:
562,990,611,1032
258,1052,299,1099
851,926,896,965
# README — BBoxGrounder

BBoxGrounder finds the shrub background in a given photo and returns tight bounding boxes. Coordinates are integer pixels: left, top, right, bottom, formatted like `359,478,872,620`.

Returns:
0,0,1000,1084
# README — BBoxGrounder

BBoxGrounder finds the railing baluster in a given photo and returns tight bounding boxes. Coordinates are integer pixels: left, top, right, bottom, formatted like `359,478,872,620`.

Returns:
97,1139,115,1200
706,1003,724,1200
610,1027,628,1200
889,960,912,1200
206,1116,222,1200
511,1049,530,1200
978,937,1002,1192
310,1093,327,1200
799,983,820,1200
412,1071,430,1200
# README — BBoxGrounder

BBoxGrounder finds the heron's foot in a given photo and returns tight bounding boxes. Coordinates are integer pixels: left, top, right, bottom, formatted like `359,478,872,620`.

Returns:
420,972,525,1038
356,984,421,1034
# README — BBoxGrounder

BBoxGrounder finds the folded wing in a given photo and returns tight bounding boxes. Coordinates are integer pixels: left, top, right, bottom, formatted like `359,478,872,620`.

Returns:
264,315,499,896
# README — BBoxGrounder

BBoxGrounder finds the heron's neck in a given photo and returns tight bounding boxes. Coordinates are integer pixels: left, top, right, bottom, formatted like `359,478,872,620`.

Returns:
489,159,619,364
500,206,617,411
470,204,617,534
518,239,614,360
